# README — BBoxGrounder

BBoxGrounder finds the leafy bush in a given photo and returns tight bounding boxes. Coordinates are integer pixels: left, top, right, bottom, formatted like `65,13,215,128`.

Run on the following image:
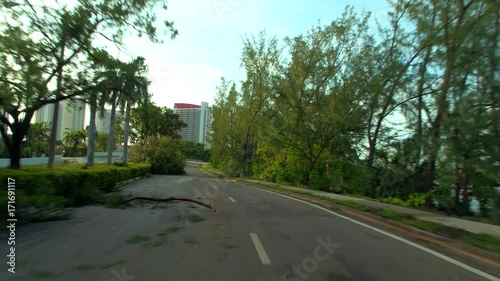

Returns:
328,160,370,195
131,136,185,175
380,191,433,208
129,145,147,163
381,197,406,206
179,140,211,161
0,163,151,222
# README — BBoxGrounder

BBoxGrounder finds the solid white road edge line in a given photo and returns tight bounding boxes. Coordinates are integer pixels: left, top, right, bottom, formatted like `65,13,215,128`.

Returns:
228,197,236,203
250,232,271,265
242,183,500,281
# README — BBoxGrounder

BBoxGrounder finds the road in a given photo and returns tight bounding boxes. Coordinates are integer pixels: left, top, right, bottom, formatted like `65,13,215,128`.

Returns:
1,163,498,281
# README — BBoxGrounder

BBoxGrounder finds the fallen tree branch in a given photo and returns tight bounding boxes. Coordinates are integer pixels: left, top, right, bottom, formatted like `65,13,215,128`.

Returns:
115,196,216,212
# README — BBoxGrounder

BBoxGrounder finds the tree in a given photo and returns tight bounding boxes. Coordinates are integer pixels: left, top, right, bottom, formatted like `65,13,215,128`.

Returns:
96,56,150,166
158,108,187,140
0,0,178,169
130,97,161,145
180,140,211,161
269,8,369,184
130,136,185,174
238,31,281,174
23,122,50,157
119,58,149,165
62,129,87,157
129,100,186,144
95,132,112,151
209,79,245,174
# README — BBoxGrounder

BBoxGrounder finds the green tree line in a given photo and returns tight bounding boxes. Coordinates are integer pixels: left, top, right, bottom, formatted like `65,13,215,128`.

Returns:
209,0,500,219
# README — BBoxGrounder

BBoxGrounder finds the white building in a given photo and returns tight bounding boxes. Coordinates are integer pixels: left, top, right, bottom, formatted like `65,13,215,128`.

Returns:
34,100,86,140
95,109,121,134
173,102,211,147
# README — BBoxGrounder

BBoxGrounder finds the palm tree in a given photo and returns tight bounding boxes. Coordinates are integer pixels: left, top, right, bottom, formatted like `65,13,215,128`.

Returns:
89,54,123,166
63,130,84,156
96,56,149,166
85,89,109,166
85,50,115,167
118,58,149,165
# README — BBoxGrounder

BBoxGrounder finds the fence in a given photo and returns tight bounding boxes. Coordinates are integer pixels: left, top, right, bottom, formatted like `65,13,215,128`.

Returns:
0,155,63,167
94,152,123,158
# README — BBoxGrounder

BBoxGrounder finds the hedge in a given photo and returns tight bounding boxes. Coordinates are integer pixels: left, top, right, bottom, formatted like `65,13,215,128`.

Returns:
0,163,151,221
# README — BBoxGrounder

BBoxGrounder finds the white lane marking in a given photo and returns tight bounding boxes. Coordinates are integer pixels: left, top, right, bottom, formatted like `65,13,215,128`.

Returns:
250,233,271,265
243,184,500,281
228,197,236,203
212,185,219,189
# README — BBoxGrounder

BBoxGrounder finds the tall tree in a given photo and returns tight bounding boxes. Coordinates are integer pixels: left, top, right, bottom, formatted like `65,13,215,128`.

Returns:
209,79,244,172
119,57,149,165
129,100,186,145
270,7,369,184
85,49,116,166
238,31,281,174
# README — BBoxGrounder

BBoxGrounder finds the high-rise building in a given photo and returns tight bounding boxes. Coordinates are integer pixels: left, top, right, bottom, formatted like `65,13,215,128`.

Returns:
173,102,211,147
95,109,112,134
34,100,86,140
95,109,122,134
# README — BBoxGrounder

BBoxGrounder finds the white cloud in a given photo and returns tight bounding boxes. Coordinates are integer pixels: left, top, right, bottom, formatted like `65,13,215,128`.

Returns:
147,60,223,108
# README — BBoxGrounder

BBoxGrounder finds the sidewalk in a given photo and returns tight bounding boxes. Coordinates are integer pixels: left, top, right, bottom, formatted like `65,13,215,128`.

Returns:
240,179,500,237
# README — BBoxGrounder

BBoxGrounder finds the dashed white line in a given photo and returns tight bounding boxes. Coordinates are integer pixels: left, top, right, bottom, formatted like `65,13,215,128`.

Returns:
250,233,271,265
228,197,236,203
212,185,219,189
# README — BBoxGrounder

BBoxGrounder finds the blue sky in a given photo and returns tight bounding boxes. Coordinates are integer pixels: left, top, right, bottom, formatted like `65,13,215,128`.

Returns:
105,0,390,109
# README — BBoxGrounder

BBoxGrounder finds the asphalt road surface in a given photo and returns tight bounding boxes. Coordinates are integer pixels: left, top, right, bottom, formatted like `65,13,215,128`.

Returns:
1,163,498,281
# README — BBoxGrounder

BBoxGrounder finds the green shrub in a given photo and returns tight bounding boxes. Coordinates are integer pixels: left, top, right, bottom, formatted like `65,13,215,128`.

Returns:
0,163,151,222
129,145,147,163
405,192,432,207
379,191,433,208
131,136,185,175
329,160,370,195
309,170,331,192
382,197,406,206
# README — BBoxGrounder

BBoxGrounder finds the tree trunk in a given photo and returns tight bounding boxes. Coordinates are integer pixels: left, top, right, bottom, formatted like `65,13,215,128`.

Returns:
415,47,434,173
48,101,61,168
123,100,131,166
8,130,23,170
0,112,34,170
48,42,66,168
489,9,500,154
424,84,448,196
107,91,118,166
8,144,21,169
86,103,97,167
301,171,309,185
424,0,468,206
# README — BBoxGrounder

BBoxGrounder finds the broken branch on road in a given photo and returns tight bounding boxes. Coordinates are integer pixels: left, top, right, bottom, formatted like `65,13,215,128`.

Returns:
114,196,216,212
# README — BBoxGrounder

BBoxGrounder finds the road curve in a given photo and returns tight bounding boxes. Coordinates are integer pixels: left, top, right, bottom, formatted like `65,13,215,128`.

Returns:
1,163,498,281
